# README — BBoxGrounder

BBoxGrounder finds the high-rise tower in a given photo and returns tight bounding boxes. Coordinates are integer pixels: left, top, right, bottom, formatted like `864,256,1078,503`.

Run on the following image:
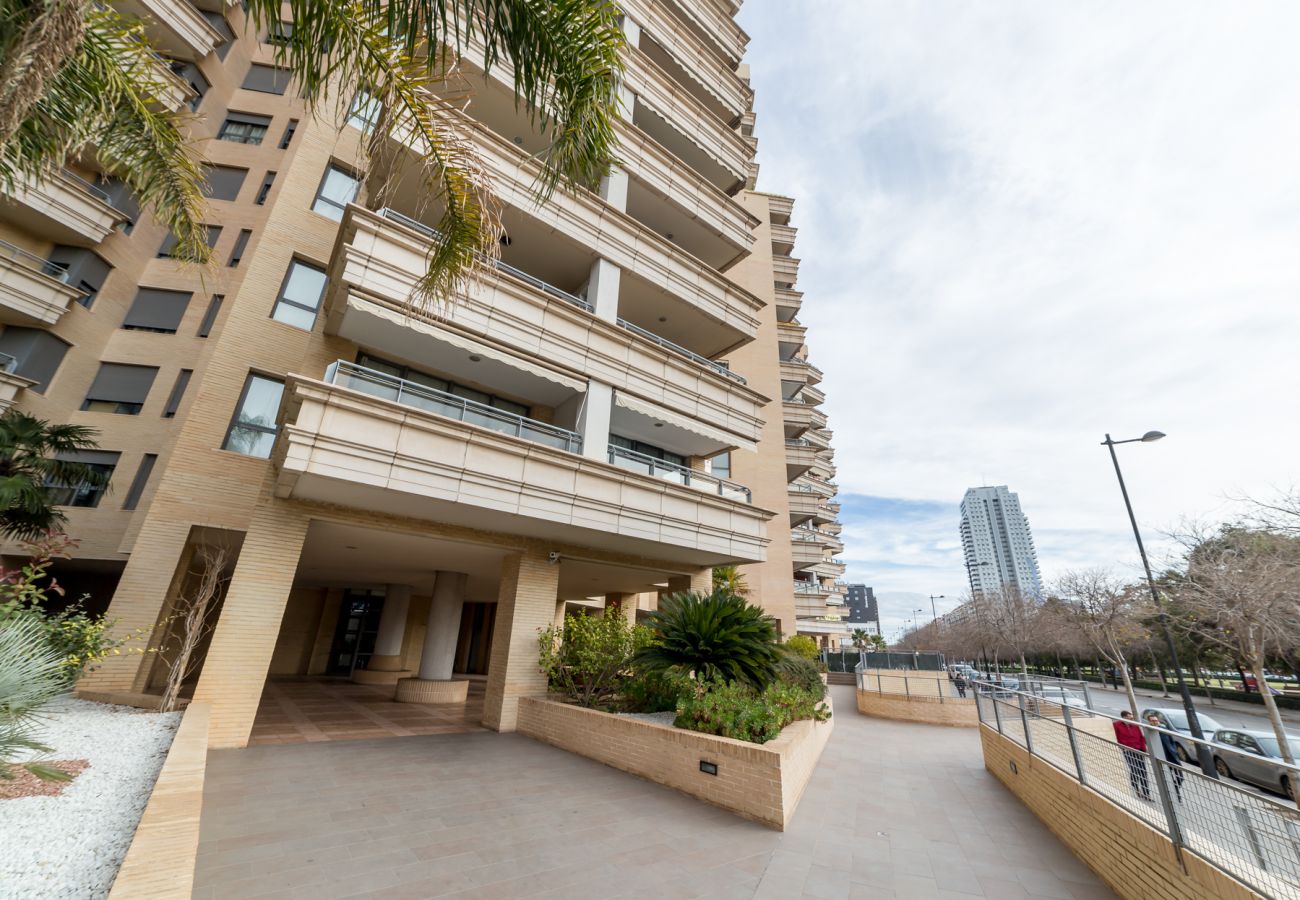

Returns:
960,485,1043,597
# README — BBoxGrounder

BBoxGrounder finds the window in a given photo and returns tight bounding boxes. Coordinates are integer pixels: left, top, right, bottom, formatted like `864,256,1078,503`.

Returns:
201,11,235,60
47,246,111,309
45,451,119,508
100,177,139,233
347,89,381,131
242,63,290,95
709,451,731,479
203,165,247,201
610,435,686,467
228,229,252,266
223,374,284,457
122,288,192,333
121,454,158,510
197,294,223,337
355,353,529,414
82,363,159,415
278,119,298,149
218,112,271,145
163,369,192,418
0,328,70,393
265,20,293,44
169,60,209,111
311,164,360,221
158,225,221,258
255,171,276,205
271,260,327,330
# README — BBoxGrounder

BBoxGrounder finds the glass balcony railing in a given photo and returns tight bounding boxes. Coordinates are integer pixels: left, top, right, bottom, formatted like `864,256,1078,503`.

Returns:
0,239,71,282
794,580,827,595
608,444,751,503
791,529,819,542
59,168,112,203
325,360,584,453
0,352,18,374
371,208,745,386
790,482,817,493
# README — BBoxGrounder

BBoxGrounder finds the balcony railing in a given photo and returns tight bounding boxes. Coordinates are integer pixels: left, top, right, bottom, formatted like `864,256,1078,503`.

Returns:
373,208,745,385
616,318,744,384
60,168,111,203
785,437,812,447
794,580,827,595
791,529,819,543
790,482,816,493
0,352,18,374
325,360,584,453
0,239,72,282
608,444,751,503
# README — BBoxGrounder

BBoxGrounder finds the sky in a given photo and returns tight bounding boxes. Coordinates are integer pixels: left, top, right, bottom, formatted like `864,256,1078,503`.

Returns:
736,2,1300,638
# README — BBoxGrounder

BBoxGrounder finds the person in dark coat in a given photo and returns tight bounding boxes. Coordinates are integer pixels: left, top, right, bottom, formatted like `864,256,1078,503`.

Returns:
954,674,968,698
1147,712,1185,802
1114,710,1153,800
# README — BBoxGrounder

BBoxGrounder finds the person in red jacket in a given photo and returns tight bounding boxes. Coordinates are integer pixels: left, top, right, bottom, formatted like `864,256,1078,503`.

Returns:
1114,710,1153,800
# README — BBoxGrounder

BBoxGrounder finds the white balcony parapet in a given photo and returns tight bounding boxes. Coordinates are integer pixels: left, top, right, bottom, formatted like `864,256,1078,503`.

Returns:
0,239,84,326
0,354,35,409
662,0,748,67
607,444,750,503
2,169,126,246
274,374,772,565
119,0,222,60
328,207,767,447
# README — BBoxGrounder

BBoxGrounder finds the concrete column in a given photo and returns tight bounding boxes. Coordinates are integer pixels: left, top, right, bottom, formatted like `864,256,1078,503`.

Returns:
587,257,621,322
483,548,561,731
605,592,638,626
395,571,468,703
353,584,413,684
578,381,613,461
598,166,629,212
192,502,312,749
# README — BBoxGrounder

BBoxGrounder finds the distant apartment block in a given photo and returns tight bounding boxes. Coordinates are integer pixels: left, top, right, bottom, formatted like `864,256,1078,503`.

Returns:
845,584,879,632
960,485,1043,597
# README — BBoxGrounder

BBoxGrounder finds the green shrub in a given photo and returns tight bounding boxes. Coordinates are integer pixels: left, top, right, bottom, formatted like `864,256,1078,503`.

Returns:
674,678,830,744
633,590,781,689
776,654,826,700
538,612,648,708
784,635,820,661
0,615,72,781
621,667,688,713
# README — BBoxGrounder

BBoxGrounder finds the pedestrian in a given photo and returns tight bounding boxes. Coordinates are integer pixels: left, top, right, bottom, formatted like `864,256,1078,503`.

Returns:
1146,713,1185,802
954,674,967,698
1114,710,1153,801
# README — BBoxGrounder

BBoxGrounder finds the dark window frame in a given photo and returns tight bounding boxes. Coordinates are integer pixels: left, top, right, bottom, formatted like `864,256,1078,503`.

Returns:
222,372,285,458
121,453,158,510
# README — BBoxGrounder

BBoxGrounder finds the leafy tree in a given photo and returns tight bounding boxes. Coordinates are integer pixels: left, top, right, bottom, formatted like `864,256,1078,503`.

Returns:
784,634,819,660
633,590,781,689
537,610,646,709
0,412,105,539
1,0,626,297
712,565,748,597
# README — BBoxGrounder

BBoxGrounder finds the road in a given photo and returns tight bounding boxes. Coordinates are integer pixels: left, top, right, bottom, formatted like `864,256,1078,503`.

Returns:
1084,681,1300,735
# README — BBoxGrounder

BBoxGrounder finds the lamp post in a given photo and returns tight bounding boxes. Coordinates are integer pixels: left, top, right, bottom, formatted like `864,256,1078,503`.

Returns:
1102,431,1217,778
928,594,945,626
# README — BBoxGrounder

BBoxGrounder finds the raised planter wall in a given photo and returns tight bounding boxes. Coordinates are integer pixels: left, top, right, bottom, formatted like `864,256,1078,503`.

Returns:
856,689,979,727
516,695,833,830
108,702,210,899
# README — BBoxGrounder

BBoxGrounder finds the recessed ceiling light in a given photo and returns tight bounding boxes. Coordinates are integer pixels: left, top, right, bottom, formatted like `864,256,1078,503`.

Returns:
513,136,524,145
657,316,667,323
469,354,482,362
653,423,663,428
665,233,674,240
345,545,358,550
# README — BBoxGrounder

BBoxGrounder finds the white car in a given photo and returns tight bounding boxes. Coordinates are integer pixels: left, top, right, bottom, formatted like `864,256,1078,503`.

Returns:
1035,686,1088,709
1141,707,1224,763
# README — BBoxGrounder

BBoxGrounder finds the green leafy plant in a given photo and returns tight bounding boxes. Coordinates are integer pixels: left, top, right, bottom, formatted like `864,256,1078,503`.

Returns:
538,611,647,708
620,666,688,713
0,413,106,540
712,564,749,597
785,634,820,661
633,590,782,689
775,654,827,699
673,678,830,744
0,615,72,781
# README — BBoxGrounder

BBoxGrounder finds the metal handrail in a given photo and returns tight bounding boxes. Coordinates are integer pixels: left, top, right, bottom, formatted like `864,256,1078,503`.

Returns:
607,444,751,503
616,317,745,384
325,360,583,453
790,482,816,493
372,208,745,385
0,352,18,374
791,530,819,542
59,168,111,202
785,437,813,447
0,239,71,282
794,580,827,595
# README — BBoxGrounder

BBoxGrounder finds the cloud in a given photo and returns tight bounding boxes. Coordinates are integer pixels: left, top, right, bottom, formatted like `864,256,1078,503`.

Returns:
739,2,1300,633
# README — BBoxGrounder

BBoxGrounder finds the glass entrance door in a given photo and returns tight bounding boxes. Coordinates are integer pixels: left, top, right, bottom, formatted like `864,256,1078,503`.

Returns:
326,589,385,676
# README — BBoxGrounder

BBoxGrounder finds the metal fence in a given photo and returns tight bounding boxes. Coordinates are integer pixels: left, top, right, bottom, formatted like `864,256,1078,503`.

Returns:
856,668,974,702
862,650,946,671
975,682,1300,899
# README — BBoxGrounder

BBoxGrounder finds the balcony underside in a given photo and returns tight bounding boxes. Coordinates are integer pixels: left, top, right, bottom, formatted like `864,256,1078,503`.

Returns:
274,378,772,567
0,257,81,326
1,174,124,246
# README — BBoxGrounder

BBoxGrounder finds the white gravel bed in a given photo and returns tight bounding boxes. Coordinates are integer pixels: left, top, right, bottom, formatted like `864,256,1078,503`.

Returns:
0,697,181,899
619,710,677,726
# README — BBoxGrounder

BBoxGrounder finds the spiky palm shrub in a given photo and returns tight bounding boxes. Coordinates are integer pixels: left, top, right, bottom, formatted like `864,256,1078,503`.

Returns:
0,614,72,781
0,411,105,539
633,590,782,690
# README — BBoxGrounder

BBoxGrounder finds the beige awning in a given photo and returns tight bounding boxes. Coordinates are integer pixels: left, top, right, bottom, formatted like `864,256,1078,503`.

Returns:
612,390,757,456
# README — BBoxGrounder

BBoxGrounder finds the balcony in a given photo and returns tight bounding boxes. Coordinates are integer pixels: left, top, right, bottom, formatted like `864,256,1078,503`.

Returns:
788,483,819,525
784,437,816,480
782,401,827,438
1,169,126,245
790,531,823,570
625,47,752,193
274,368,771,565
794,579,831,599
800,383,826,406
119,0,222,60
772,255,800,287
327,207,766,450
813,558,847,579
768,195,794,225
776,321,806,359
662,0,748,67
624,0,753,122
774,287,802,323
794,618,849,636
794,475,836,499
0,240,83,326
770,223,797,256
0,355,35,409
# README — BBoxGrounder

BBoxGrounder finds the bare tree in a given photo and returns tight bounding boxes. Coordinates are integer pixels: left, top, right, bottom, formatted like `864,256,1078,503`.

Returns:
979,584,1040,675
158,546,230,713
1173,525,1300,791
1055,569,1151,715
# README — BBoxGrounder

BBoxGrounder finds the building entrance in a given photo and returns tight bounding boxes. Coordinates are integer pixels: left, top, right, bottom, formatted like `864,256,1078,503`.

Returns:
325,589,385,676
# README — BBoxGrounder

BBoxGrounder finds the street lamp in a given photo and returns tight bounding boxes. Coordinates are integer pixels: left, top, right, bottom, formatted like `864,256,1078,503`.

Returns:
928,594,945,625
1102,431,1217,778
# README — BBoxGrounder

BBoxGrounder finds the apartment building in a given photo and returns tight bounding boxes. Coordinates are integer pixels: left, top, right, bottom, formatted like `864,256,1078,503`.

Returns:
960,485,1044,597
1,0,845,747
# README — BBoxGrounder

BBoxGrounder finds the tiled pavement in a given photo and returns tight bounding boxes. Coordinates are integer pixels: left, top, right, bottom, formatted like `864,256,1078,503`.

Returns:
194,685,1115,899
248,678,487,745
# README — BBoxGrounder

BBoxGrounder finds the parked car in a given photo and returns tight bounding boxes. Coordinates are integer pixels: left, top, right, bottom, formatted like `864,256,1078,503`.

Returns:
1211,729,1300,798
1035,686,1088,709
1141,708,1224,763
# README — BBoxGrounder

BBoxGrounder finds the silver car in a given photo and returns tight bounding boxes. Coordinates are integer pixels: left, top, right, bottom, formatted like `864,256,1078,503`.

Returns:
1211,729,1300,799
1140,707,1224,762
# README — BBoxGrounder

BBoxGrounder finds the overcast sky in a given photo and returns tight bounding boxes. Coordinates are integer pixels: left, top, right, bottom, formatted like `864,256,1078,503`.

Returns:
737,2,1300,637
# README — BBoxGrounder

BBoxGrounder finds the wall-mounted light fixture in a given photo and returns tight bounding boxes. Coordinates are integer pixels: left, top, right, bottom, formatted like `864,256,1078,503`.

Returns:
699,760,718,776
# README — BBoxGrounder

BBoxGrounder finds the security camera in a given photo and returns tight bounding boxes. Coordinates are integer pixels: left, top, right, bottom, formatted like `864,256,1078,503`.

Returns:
548,551,561,564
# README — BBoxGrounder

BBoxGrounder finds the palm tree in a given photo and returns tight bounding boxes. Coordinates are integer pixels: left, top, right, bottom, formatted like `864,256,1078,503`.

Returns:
0,615,72,781
851,628,870,650
1,0,625,298
633,590,781,689
712,565,749,597
0,411,106,539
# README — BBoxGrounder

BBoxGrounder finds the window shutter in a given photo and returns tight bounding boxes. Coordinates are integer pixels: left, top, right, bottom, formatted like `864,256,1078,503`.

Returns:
204,166,247,201
242,64,290,95
86,363,158,405
123,288,192,332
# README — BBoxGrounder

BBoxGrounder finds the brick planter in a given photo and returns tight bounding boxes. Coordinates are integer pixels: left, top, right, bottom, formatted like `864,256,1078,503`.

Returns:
856,689,979,727
517,695,833,830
